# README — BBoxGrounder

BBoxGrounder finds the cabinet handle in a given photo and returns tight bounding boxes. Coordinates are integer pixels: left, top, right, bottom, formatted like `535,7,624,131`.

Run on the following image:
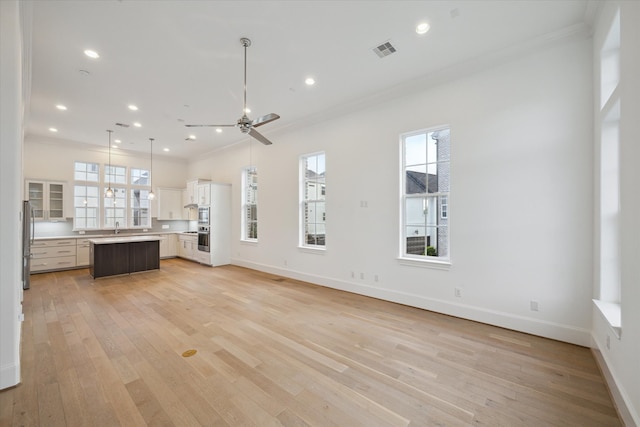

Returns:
57,262,72,265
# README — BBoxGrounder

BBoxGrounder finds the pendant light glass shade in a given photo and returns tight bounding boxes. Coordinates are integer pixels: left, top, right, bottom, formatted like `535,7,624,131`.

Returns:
148,138,155,200
105,130,114,198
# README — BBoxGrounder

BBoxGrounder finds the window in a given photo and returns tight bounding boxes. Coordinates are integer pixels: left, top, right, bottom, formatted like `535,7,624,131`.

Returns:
131,189,151,227
301,152,326,247
104,187,126,228
130,168,151,228
73,162,100,229
74,161,152,230
242,167,258,241
595,9,621,336
401,127,450,260
130,168,149,186
106,165,126,185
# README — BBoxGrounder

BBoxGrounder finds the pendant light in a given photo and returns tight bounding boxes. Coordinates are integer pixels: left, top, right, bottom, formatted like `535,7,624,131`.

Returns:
105,130,114,198
148,138,155,200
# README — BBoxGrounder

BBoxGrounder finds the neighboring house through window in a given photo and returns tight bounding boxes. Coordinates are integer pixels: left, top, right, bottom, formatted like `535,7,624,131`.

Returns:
401,127,450,260
301,152,326,248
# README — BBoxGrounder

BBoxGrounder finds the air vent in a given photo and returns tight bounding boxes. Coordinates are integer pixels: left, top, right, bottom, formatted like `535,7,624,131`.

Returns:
372,40,397,58
115,123,130,128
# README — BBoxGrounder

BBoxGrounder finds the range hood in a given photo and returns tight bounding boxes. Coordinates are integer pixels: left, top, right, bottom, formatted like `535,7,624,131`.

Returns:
184,203,198,209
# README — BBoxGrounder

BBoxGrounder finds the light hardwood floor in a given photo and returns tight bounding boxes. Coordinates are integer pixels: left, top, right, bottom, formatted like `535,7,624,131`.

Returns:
1,259,621,426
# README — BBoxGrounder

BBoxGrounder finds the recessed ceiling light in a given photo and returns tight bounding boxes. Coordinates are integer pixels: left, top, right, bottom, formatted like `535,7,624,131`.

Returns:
188,134,196,140
49,127,58,132
416,22,430,35
84,49,99,59
112,145,119,149
128,104,138,111
305,77,316,86
133,122,142,127
215,128,222,133
244,108,251,114
55,104,67,111
163,148,170,152
114,139,122,144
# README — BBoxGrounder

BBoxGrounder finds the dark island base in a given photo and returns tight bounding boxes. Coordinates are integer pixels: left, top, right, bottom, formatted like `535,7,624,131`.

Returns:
90,240,160,279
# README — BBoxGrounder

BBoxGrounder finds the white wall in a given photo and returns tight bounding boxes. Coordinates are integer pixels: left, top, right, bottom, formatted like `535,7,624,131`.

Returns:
592,2,640,425
191,36,594,346
24,136,189,219
0,0,24,390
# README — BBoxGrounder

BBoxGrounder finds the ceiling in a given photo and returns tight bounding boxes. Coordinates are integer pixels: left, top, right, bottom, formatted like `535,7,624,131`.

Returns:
26,0,592,160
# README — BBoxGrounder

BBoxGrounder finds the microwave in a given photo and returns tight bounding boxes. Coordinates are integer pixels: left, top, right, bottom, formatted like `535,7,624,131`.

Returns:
198,206,209,225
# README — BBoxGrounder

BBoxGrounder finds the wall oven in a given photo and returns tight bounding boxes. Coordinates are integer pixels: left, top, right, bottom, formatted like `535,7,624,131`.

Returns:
198,225,210,252
198,206,209,225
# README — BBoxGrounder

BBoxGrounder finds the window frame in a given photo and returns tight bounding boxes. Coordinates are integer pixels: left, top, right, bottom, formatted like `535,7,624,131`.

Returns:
299,152,326,250
399,126,451,267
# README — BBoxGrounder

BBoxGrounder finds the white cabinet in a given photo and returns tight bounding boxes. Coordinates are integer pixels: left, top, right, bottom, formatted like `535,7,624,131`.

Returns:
76,238,91,266
182,188,197,220
26,180,66,221
177,234,197,261
157,187,184,220
197,183,211,206
31,239,77,273
159,234,178,258
185,180,198,205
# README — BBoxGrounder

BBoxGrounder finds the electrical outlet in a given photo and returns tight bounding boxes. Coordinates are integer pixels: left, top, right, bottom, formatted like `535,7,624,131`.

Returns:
454,288,462,298
284,260,288,266
360,272,364,280
351,271,355,278
162,224,169,229
530,300,539,311
374,274,379,282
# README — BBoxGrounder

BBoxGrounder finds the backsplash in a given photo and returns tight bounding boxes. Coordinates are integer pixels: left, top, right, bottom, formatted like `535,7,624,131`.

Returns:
33,218,196,238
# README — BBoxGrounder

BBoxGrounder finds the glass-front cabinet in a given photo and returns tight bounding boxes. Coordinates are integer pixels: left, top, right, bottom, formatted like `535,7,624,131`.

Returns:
26,180,66,221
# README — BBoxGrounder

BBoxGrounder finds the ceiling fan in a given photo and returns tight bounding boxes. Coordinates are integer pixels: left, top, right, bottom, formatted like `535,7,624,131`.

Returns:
185,38,280,145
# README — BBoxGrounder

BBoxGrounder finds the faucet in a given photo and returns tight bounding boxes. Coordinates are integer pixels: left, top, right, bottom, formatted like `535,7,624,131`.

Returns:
115,221,120,234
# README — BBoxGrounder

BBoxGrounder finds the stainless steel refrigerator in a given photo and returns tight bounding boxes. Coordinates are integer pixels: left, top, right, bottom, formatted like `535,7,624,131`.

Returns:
22,200,33,290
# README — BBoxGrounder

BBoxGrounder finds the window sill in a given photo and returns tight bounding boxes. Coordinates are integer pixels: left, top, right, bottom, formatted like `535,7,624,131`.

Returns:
298,245,326,255
397,256,451,270
240,239,258,245
593,299,621,338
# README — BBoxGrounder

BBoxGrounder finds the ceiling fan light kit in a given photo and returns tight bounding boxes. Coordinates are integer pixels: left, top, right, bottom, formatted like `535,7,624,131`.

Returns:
186,37,280,145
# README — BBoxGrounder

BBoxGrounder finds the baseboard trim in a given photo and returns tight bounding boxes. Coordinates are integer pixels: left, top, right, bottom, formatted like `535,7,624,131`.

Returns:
591,343,638,427
231,259,592,347
0,362,20,391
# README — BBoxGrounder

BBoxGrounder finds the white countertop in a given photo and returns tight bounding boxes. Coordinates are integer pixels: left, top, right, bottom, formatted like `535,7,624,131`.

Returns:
89,235,162,245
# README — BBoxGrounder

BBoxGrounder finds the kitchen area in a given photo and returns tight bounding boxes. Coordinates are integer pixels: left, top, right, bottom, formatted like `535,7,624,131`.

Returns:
22,175,231,283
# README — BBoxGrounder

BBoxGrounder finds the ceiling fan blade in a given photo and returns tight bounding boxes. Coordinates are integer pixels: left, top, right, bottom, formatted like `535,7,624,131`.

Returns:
184,124,236,128
252,113,280,128
248,128,273,145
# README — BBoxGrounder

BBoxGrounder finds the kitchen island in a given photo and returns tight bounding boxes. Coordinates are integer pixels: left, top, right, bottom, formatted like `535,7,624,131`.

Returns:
89,235,161,279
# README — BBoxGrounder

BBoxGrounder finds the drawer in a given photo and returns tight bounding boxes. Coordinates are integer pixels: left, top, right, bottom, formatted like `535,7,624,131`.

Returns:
31,255,77,272
77,238,91,246
33,239,76,248
31,246,77,259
